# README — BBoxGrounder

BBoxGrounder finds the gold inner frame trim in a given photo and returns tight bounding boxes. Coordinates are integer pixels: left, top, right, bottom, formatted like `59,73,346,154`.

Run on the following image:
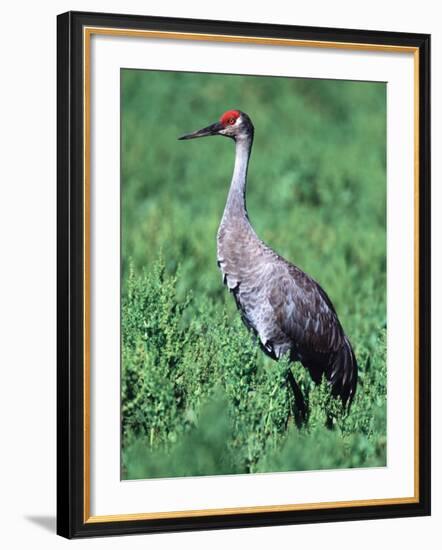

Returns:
83,26,420,524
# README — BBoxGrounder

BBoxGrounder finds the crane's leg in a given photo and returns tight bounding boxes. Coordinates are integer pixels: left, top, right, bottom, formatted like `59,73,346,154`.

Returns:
286,369,307,427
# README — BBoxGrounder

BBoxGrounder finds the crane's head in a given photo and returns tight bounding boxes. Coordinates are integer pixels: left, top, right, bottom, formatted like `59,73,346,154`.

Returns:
178,110,254,142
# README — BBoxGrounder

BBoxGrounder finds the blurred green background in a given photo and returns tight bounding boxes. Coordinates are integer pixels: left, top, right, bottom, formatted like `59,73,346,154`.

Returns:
121,69,387,480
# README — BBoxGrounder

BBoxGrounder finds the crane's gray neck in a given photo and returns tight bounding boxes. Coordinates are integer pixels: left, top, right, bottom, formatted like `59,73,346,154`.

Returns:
223,136,253,221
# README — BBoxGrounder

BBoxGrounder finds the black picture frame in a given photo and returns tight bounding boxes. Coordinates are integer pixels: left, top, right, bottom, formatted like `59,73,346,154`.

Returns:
57,10,431,539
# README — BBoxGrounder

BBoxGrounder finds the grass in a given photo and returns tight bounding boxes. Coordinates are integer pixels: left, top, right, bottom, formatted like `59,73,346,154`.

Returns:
121,69,387,479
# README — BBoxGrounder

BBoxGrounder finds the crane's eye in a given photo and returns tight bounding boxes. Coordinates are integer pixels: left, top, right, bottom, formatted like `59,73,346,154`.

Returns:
228,118,236,125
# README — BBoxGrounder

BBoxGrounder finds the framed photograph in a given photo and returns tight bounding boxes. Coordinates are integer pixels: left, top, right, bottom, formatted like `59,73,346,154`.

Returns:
57,11,431,538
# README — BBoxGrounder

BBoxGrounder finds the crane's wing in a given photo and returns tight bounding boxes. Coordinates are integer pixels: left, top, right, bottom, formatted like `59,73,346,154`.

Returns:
268,261,357,404
268,264,344,355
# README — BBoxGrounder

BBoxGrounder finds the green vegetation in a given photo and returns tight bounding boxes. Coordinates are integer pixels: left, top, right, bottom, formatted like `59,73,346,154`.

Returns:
121,69,387,479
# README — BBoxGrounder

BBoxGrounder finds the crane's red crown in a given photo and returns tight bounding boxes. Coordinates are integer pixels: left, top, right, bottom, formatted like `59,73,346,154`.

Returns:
220,110,240,127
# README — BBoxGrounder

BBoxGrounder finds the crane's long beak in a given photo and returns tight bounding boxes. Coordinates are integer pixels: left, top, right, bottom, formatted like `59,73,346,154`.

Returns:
178,121,223,140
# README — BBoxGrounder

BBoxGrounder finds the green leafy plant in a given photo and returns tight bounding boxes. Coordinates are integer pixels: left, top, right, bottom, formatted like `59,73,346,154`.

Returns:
122,262,386,479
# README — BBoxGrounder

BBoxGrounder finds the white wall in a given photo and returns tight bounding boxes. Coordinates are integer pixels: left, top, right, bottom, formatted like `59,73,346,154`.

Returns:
0,1,439,548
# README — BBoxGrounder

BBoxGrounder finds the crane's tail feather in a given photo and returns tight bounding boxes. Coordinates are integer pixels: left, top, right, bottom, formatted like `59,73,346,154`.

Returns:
328,337,358,407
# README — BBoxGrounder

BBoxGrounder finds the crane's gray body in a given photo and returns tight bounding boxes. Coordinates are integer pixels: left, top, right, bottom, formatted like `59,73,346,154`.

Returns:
216,123,357,403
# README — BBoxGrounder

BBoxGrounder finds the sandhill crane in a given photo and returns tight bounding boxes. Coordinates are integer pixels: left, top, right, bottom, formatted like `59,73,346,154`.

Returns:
179,110,358,418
